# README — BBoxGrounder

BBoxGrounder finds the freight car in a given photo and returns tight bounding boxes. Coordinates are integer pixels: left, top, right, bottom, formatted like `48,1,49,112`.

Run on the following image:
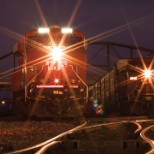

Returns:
12,26,87,118
89,56,154,117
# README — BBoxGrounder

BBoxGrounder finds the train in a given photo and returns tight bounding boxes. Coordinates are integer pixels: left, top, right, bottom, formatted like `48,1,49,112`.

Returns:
86,56,154,117
11,25,87,118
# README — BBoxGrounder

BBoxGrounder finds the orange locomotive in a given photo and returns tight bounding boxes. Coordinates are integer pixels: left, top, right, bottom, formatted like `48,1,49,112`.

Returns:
12,26,87,117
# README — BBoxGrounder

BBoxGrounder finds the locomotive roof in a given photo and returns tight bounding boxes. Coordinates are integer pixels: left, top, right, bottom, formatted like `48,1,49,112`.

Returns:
24,25,85,38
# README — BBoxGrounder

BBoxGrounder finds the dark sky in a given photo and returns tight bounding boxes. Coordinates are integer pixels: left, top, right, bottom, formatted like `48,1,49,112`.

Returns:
0,0,154,73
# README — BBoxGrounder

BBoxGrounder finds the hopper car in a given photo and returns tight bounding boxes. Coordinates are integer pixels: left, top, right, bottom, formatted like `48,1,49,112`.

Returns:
88,56,154,116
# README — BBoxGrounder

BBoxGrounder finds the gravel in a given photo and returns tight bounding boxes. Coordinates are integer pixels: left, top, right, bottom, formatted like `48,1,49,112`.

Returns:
0,118,79,153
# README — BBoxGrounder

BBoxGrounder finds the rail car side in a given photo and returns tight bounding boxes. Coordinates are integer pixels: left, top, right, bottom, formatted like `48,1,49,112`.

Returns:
89,57,154,117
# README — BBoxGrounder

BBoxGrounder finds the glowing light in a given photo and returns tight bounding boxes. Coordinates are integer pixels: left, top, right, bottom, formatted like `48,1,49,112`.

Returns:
70,85,78,88
51,47,63,61
36,85,78,89
1,100,5,105
130,77,137,80
61,28,73,34
93,100,98,111
71,78,76,84
36,85,64,88
54,79,59,83
96,105,104,115
144,69,152,78
38,27,50,34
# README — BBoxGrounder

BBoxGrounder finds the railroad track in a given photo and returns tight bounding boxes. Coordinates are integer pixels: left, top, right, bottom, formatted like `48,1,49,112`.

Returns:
4,116,154,154
34,118,146,154
34,117,154,154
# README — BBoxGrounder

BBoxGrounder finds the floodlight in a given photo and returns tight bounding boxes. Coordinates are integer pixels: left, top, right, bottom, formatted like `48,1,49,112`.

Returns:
144,69,152,78
61,28,73,34
38,27,50,34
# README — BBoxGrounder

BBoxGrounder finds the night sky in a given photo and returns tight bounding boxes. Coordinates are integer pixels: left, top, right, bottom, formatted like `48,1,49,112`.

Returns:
0,0,154,74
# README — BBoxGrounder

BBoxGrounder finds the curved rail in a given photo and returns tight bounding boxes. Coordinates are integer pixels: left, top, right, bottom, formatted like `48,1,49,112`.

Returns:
132,121,142,134
35,120,142,154
4,118,143,154
35,141,63,154
140,124,154,154
5,122,87,154
85,120,142,135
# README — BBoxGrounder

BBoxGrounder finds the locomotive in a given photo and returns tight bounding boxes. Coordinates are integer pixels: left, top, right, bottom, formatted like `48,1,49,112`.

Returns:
11,26,87,117
89,56,154,116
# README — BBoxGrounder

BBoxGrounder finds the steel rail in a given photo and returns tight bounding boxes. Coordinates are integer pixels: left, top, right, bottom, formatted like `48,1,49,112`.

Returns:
35,141,63,154
140,124,154,154
84,120,142,135
4,118,144,154
35,120,142,154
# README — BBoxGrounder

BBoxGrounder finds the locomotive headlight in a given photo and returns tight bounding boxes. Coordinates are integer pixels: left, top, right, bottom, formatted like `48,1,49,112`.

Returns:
61,27,73,34
144,69,152,78
130,77,137,80
51,47,63,61
38,27,50,34
54,79,59,84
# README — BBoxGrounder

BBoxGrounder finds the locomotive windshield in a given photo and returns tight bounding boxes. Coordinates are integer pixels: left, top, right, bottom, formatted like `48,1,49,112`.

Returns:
27,34,83,47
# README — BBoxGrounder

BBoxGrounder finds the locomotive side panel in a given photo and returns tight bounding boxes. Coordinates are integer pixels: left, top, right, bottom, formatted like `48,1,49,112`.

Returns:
11,69,22,92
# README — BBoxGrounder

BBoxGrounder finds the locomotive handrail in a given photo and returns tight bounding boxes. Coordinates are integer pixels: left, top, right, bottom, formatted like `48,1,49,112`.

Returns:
25,66,44,98
0,52,13,61
71,65,89,103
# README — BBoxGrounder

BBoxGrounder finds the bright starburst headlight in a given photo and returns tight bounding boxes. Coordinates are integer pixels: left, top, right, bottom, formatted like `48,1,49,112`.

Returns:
54,79,59,83
51,46,64,61
144,69,152,78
